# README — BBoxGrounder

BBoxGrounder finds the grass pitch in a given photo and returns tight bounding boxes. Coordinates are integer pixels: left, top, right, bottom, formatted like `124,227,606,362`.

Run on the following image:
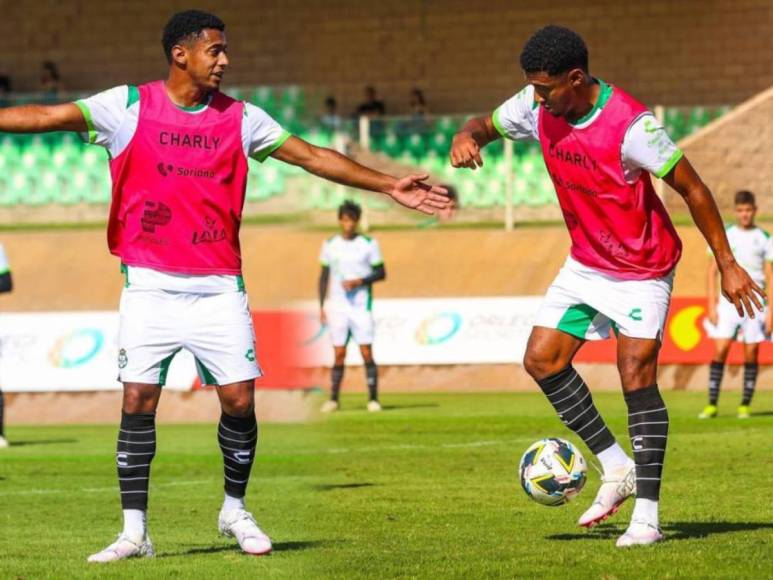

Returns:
1,391,771,579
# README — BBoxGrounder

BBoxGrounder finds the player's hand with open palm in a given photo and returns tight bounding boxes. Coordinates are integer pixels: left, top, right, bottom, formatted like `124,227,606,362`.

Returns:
390,174,449,215
719,262,766,318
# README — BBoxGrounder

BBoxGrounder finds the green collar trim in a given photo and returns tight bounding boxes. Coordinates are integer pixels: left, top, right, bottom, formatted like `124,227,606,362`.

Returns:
569,79,613,126
175,97,211,112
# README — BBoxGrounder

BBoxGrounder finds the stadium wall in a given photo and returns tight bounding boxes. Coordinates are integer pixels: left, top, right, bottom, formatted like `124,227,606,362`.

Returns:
666,85,773,214
2,0,773,112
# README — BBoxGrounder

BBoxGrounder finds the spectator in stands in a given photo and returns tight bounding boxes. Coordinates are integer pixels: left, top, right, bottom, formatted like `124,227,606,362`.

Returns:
40,61,62,100
355,85,385,118
0,75,11,107
320,96,342,131
410,88,428,119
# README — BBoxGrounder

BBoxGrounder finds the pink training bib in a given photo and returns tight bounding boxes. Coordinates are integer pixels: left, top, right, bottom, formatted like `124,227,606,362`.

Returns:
107,80,248,275
538,86,682,280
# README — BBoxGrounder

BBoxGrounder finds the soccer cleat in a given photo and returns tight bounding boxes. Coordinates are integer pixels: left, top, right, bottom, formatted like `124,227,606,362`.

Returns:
367,400,382,412
698,404,718,419
0,436,8,449
737,405,750,419
578,461,636,528
219,508,272,556
87,533,154,563
616,519,664,547
320,400,339,413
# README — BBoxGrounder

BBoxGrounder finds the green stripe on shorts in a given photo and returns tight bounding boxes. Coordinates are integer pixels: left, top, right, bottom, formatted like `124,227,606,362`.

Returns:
557,304,599,339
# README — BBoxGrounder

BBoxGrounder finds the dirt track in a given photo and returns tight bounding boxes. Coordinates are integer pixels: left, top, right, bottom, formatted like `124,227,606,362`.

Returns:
1,222,758,424
0,221,734,312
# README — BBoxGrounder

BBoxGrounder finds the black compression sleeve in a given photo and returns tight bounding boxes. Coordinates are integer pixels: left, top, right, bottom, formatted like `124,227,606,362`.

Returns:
0,272,12,294
319,266,330,308
361,264,386,286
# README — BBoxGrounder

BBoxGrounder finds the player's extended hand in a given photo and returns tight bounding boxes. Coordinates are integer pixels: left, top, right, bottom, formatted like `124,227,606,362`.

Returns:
342,279,363,291
719,261,766,318
390,175,449,215
450,132,483,169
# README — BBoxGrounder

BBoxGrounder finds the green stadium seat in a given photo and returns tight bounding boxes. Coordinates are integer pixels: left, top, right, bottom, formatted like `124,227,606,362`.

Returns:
250,87,276,113
404,132,426,159
279,86,305,114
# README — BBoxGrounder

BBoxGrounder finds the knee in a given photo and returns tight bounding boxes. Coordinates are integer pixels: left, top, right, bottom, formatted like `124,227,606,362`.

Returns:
333,351,346,366
524,349,565,381
122,387,158,414
222,392,254,417
617,355,656,388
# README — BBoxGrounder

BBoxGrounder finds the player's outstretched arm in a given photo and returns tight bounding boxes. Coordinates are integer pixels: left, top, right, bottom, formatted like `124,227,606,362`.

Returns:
450,115,501,170
271,136,449,215
0,103,87,134
665,156,765,317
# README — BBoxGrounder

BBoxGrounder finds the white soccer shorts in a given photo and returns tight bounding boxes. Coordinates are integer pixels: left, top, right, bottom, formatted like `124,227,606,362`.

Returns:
325,306,375,347
534,256,675,341
118,288,262,386
704,296,767,343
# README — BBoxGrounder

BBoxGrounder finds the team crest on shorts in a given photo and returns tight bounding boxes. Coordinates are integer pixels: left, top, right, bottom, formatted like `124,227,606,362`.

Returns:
118,348,128,369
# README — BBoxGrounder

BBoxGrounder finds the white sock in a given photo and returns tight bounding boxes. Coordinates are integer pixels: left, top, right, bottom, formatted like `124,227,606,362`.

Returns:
222,493,245,513
596,443,632,474
122,509,146,541
631,498,659,527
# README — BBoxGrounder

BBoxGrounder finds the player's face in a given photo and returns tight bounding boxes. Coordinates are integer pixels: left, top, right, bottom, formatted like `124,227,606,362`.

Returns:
735,203,756,228
526,69,585,119
181,29,229,91
339,214,358,236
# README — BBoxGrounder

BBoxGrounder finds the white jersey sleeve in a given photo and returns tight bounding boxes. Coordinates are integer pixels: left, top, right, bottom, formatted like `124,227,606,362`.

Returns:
0,243,9,273
368,238,383,266
765,233,773,262
243,102,291,162
621,113,683,182
492,85,539,142
319,239,331,266
75,85,132,154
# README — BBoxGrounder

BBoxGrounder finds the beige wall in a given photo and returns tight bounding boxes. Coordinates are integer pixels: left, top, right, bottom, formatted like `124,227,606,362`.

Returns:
2,0,773,114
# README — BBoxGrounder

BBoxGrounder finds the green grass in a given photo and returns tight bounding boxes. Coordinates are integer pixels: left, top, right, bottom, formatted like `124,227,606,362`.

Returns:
1,391,771,578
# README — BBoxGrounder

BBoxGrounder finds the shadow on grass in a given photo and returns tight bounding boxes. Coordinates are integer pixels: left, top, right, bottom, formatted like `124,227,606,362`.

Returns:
546,521,773,542
313,482,376,492
751,411,773,417
381,404,440,411
159,539,336,558
10,438,78,447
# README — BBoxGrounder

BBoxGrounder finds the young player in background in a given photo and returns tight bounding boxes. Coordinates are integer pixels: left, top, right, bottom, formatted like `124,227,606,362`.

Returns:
0,10,448,562
0,243,13,449
701,190,773,419
319,201,385,412
450,25,763,546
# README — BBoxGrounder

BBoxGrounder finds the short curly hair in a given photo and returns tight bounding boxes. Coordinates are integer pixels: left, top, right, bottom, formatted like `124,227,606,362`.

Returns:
162,10,225,64
519,25,588,76
338,200,362,221
735,190,756,206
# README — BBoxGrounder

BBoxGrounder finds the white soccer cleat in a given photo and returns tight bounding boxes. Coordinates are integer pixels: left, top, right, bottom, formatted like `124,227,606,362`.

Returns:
616,519,664,547
578,461,636,528
367,400,382,412
0,436,9,449
320,400,339,413
87,533,154,563
219,508,272,556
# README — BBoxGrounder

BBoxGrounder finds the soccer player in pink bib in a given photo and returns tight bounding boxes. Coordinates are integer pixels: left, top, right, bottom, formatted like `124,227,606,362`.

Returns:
450,25,763,547
0,10,448,562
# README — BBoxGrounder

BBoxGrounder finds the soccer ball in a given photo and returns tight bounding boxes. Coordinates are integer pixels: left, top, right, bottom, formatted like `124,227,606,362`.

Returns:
518,438,587,506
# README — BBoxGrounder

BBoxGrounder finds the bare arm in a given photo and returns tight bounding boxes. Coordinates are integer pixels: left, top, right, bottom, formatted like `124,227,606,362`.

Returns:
664,156,764,317
0,103,87,133
271,136,449,215
765,262,773,334
706,256,718,325
449,114,502,169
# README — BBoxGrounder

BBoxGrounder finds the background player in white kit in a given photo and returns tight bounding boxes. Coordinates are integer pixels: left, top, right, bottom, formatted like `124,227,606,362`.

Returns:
319,201,385,413
701,190,773,419
0,243,13,449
